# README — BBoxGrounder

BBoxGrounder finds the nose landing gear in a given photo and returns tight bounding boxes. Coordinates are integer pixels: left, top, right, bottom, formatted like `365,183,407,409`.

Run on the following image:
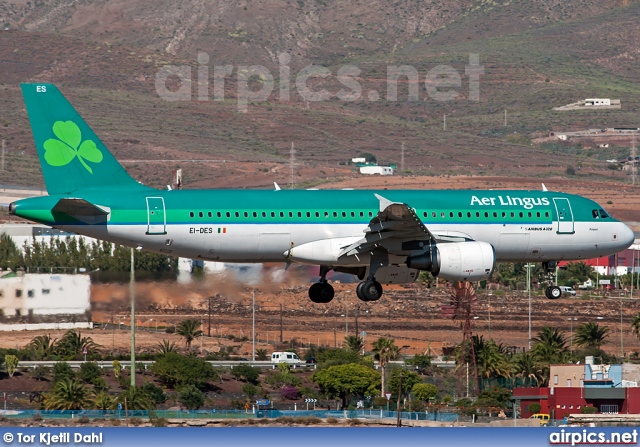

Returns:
542,261,562,300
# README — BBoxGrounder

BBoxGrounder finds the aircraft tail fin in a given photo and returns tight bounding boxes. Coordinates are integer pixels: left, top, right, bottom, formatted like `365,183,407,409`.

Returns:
21,83,150,195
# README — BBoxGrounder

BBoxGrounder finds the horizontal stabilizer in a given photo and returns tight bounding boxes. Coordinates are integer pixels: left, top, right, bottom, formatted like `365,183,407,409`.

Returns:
52,198,109,224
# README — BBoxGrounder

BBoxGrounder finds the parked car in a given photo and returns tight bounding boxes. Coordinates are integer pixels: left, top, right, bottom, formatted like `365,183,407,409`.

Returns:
559,286,577,296
271,351,301,365
305,356,317,364
530,413,550,426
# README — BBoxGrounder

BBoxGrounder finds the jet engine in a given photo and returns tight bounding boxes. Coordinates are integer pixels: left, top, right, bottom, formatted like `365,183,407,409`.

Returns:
406,241,495,281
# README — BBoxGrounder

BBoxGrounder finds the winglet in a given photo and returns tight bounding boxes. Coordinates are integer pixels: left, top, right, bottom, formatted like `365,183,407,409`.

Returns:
274,182,281,191
541,183,548,192
374,193,394,212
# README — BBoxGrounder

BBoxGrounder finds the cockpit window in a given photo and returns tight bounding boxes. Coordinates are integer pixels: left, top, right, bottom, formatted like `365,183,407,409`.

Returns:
599,209,610,218
592,210,599,219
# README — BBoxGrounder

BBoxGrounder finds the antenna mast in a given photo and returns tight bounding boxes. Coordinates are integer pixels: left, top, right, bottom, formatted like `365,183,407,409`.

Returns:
290,142,295,189
632,131,637,186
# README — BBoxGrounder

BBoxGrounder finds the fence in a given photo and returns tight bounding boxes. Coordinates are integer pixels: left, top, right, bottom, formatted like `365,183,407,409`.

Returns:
0,409,458,422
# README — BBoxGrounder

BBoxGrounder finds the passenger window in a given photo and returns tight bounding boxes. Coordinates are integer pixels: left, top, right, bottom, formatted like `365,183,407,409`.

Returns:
306,212,310,217
189,212,194,218
592,210,599,219
244,212,248,217
360,212,364,217
502,212,506,217
199,212,203,218
298,212,302,217
536,212,540,218
226,212,230,218
519,212,524,218
493,212,497,217
449,212,454,218
476,212,480,217
458,212,462,218
271,212,275,217
235,212,240,217
324,211,329,217
316,212,320,217
511,212,515,217
423,212,427,217
289,212,293,217
432,212,436,218
599,209,609,218
441,212,445,218
262,212,267,217
369,212,373,217
350,212,355,217
208,212,212,218
333,212,338,217
528,212,532,218
280,212,284,217
545,212,549,217
217,212,221,217
253,212,257,217
467,212,471,218
342,212,346,217
484,212,488,218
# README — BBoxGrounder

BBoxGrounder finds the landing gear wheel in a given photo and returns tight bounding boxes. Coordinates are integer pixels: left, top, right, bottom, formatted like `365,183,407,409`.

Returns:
308,282,334,303
545,286,562,300
356,280,383,302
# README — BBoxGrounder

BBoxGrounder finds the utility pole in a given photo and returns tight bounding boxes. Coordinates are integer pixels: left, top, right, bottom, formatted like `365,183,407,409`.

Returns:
290,142,295,189
400,142,405,175
130,248,136,388
207,296,212,337
252,290,256,362
504,109,507,127
279,304,283,345
1,139,5,172
443,114,446,131
631,132,637,186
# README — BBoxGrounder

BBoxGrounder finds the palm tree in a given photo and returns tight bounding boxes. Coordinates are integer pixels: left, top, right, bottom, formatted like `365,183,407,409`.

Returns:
632,314,640,339
157,340,178,354
26,334,57,360
574,322,610,350
94,391,114,410
531,327,570,364
473,336,511,380
371,337,400,397
513,352,544,386
176,319,203,351
43,378,93,410
56,330,101,359
344,335,364,353
115,387,155,411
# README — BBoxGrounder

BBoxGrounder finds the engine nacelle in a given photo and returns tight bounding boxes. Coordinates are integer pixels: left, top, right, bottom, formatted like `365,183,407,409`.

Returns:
406,241,495,281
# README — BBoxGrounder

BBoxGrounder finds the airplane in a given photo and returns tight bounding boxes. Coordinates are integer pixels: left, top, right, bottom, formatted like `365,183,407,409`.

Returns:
10,83,635,303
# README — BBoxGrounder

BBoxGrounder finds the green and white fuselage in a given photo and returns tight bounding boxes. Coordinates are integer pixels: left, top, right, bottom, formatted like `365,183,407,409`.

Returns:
13,188,633,263
10,83,635,303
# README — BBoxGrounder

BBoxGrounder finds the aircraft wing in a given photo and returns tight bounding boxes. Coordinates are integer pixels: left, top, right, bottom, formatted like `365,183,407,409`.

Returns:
338,194,437,258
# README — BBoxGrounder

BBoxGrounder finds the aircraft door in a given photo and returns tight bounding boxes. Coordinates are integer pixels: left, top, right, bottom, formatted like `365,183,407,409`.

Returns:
146,197,167,235
553,198,575,234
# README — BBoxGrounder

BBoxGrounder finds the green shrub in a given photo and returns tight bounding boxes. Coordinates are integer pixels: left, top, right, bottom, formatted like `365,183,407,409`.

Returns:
581,406,598,414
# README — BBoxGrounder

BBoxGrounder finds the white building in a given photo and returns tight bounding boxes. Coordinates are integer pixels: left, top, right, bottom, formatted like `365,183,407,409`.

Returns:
584,98,611,106
0,273,92,331
359,166,394,175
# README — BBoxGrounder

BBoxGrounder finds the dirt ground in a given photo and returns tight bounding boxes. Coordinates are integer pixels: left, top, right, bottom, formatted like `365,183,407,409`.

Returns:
2,280,638,359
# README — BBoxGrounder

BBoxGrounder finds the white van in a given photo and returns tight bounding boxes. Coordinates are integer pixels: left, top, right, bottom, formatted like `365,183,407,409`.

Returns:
271,352,301,365
559,286,577,296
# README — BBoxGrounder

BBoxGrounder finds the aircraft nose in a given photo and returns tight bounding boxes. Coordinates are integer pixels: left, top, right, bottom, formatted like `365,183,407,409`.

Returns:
618,222,636,249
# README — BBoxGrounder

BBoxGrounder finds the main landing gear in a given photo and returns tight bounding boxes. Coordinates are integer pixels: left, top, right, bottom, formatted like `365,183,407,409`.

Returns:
356,279,383,302
307,266,385,303
308,266,335,303
542,261,562,300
